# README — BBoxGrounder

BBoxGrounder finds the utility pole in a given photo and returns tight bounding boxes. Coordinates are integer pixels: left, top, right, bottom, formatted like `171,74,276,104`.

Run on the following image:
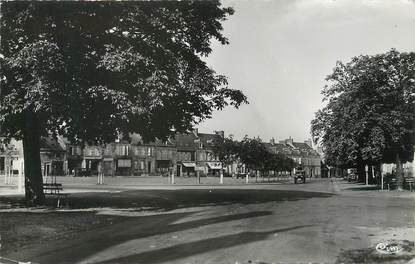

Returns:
171,166,175,184
220,168,223,184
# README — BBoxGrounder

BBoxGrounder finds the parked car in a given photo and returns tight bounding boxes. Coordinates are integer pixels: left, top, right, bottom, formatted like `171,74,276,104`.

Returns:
347,173,357,182
294,169,306,184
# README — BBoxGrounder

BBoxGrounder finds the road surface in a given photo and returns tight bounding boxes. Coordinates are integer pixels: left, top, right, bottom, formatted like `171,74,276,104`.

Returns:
3,178,415,263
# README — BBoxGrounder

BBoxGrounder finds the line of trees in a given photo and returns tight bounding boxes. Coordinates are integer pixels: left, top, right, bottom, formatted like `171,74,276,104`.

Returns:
0,1,247,205
311,49,415,189
211,135,296,178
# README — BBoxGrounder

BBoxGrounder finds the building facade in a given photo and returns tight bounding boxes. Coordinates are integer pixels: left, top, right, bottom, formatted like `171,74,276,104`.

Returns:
0,138,24,176
1,131,322,179
268,137,322,177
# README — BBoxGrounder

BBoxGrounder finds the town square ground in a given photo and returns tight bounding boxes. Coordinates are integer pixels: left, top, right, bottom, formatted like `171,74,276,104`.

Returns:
0,177,414,264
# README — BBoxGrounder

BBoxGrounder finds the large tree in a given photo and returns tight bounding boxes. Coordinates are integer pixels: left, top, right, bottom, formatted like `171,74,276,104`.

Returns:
0,1,247,205
211,135,296,177
312,49,415,188
210,134,240,174
238,137,294,176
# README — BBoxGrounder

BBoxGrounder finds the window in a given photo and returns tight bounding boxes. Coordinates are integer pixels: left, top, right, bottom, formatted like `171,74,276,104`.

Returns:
118,159,131,167
147,147,152,156
140,161,145,170
116,145,129,156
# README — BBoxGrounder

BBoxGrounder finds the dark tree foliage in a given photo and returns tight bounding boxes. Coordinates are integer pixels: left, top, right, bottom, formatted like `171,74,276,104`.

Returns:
312,49,415,188
0,1,247,204
210,135,295,176
264,153,296,173
238,136,295,174
210,134,240,168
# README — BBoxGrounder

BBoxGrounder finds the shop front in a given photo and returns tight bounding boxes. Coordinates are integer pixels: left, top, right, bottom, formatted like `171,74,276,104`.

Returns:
116,158,132,176
178,162,196,176
207,162,222,176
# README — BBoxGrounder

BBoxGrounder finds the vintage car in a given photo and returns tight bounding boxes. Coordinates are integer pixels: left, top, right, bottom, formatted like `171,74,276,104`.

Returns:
347,173,357,182
294,169,306,184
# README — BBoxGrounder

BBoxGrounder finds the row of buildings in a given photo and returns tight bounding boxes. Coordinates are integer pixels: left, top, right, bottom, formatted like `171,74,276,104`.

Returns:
1,130,322,178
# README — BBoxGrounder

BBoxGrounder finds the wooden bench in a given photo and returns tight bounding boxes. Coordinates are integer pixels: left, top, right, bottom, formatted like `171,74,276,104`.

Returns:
404,177,415,192
43,183,68,207
384,178,397,190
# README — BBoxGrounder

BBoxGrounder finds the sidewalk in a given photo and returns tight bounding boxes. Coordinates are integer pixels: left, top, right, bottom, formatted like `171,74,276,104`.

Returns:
0,175,293,195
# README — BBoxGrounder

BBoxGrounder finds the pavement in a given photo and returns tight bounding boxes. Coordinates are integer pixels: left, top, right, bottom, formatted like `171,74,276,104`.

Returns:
1,177,415,264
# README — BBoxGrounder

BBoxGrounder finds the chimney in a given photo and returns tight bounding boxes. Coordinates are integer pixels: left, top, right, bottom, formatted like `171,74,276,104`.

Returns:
270,138,275,145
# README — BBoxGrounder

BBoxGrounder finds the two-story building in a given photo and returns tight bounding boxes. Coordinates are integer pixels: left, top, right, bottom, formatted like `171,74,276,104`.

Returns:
40,137,66,176
197,131,223,176
154,139,176,176
275,137,321,177
0,138,24,176
174,132,198,176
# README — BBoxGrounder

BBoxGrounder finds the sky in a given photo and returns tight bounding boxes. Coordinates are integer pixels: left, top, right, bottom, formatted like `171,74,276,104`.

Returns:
197,0,415,142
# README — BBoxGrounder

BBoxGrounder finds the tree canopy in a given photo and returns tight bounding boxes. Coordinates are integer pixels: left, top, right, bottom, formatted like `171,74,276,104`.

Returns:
312,49,415,186
210,134,240,167
210,135,296,175
0,1,247,144
0,1,247,204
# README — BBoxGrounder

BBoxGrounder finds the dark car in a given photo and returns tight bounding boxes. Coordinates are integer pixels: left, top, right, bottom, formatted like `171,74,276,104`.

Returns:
347,173,357,182
294,169,306,184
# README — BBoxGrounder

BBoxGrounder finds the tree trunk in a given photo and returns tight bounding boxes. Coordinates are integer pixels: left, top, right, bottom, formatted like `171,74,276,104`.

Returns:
396,153,404,190
357,162,365,183
23,112,45,205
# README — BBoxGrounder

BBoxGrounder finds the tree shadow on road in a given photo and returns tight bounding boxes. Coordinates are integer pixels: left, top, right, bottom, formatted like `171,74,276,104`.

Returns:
1,189,333,263
64,189,335,211
14,210,275,263
95,225,313,264
0,189,335,211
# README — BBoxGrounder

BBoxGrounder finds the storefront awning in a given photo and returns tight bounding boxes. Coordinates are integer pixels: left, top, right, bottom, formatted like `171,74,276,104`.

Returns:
207,162,222,170
182,162,196,168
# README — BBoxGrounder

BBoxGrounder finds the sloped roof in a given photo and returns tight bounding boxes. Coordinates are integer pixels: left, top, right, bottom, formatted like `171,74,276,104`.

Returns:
175,133,198,149
40,137,65,152
273,143,287,151
292,142,312,150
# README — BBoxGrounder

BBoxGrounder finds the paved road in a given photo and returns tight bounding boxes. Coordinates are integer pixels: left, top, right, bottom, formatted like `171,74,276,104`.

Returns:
4,178,415,263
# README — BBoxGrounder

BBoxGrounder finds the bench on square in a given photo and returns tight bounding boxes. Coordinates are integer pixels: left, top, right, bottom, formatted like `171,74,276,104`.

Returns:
384,177,397,190
404,177,415,192
42,183,68,207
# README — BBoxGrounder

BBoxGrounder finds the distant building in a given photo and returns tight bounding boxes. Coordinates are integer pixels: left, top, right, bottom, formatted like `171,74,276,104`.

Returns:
197,130,223,176
267,137,322,177
0,138,24,176
39,137,66,176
